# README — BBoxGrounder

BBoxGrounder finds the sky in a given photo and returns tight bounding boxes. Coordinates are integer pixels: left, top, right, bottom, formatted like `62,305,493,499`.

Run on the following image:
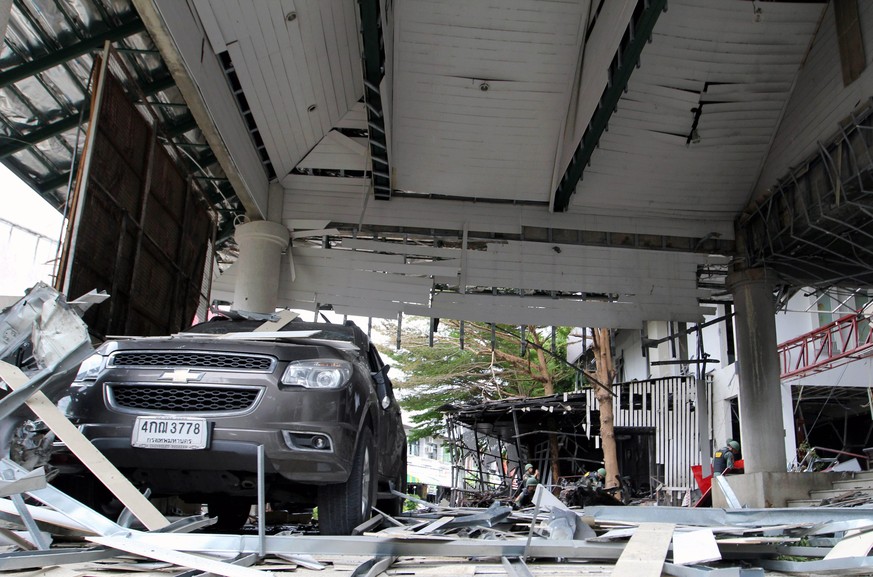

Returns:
0,165,65,298
0,164,64,239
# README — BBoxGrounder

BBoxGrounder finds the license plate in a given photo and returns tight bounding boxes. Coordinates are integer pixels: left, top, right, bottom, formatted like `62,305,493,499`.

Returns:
131,416,208,450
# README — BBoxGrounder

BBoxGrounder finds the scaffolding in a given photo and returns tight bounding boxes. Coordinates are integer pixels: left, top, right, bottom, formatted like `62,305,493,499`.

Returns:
442,392,599,506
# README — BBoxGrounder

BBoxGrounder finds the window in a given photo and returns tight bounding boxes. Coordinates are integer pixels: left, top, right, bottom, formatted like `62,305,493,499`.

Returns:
441,445,452,463
408,439,420,456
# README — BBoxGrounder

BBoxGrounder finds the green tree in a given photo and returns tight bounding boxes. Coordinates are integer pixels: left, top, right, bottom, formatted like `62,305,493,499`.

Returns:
382,319,576,481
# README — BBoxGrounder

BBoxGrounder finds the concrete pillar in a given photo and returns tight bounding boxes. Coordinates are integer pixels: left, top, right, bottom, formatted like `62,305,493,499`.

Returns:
0,0,12,41
727,267,787,474
232,220,289,313
781,380,798,467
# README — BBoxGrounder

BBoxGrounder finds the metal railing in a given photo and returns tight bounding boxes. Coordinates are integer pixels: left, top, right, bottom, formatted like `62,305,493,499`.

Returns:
779,311,873,379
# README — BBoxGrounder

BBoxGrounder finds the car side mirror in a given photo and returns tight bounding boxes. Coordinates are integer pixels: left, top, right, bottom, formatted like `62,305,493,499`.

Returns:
372,366,390,409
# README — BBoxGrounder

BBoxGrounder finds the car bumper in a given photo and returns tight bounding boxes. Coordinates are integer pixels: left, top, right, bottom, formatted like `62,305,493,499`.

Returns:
77,420,357,485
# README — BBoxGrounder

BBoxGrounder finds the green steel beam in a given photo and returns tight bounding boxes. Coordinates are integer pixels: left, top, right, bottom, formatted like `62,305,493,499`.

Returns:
0,74,177,159
215,218,237,245
164,115,198,139
0,106,88,159
357,0,391,200
38,172,71,195
142,75,176,96
552,0,667,212
0,19,146,89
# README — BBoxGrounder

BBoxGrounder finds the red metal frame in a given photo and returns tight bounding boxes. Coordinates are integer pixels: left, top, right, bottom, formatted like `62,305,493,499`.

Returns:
779,312,873,379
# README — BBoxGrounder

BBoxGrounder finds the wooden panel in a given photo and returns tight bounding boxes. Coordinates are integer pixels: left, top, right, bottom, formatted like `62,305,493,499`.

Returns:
0,363,169,531
672,529,721,565
556,0,635,191
335,102,368,129
199,0,363,177
297,130,370,171
834,0,866,85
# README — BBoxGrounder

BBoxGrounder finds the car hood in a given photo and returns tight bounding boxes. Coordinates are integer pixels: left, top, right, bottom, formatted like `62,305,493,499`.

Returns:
96,335,356,363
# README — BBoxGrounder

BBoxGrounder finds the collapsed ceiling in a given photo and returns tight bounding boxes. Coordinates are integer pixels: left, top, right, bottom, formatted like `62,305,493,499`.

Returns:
4,0,873,328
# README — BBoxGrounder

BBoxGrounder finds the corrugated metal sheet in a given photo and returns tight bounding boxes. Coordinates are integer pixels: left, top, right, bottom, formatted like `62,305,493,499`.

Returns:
0,0,243,244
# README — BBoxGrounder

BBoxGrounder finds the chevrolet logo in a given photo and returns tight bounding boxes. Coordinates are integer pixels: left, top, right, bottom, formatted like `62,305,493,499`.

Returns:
157,369,205,383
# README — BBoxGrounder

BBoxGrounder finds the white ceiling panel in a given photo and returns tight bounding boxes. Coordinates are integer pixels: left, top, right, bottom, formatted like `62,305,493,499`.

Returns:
181,0,857,328
569,0,825,220
391,0,590,201
194,0,363,178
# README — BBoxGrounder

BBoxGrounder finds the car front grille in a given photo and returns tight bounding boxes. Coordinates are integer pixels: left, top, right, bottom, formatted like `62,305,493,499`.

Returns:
110,351,274,371
108,384,261,412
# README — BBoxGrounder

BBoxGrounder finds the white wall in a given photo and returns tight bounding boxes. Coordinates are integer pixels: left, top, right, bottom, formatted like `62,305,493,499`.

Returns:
0,219,58,304
614,327,647,382
611,288,869,472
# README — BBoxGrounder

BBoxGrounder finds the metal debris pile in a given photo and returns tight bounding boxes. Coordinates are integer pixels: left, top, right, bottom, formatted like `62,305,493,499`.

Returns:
4,474,873,577
4,287,873,576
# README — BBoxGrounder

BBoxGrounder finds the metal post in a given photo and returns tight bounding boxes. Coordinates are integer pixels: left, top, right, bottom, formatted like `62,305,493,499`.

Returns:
257,445,266,559
59,43,111,294
1,468,50,550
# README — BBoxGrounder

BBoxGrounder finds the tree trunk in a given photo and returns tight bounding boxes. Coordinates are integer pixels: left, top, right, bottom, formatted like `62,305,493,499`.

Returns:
593,328,619,489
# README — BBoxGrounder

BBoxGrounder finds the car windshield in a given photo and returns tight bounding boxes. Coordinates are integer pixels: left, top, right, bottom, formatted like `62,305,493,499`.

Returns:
183,318,357,344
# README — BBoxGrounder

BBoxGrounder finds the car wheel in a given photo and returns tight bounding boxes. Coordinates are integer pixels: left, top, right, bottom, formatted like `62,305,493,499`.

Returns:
206,497,251,533
318,427,375,535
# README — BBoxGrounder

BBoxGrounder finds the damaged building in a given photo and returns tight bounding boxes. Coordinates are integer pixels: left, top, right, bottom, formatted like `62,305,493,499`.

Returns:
2,0,873,574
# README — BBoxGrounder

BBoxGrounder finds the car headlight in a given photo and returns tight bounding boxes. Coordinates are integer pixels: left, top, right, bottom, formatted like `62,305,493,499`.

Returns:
74,353,105,382
280,360,352,389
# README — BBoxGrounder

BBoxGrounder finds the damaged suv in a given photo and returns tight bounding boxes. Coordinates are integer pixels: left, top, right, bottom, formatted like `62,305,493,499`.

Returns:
54,313,406,534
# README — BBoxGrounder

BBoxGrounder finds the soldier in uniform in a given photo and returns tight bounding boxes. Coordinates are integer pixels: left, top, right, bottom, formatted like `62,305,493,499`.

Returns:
513,463,540,507
713,440,741,475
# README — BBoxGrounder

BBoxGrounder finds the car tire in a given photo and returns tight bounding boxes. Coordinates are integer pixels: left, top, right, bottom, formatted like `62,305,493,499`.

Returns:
318,427,375,535
206,497,251,533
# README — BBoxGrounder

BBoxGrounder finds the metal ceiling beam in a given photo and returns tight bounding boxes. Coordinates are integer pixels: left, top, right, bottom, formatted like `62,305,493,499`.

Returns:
143,75,176,96
0,19,146,89
358,0,392,200
0,73,178,160
164,115,198,139
0,107,88,159
552,0,667,212
38,172,71,195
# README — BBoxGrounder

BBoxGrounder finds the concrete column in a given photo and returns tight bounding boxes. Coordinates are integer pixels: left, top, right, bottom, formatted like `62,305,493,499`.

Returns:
781,380,798,467
232,220,289,313
0,0,12,41
728,267,787,474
